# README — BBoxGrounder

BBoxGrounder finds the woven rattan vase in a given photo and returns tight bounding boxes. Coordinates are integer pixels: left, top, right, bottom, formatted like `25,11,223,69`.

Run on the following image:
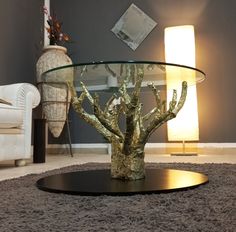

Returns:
36,45,73,138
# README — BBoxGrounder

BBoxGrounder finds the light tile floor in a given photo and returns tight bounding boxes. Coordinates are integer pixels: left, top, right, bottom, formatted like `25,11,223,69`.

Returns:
0,153,235,181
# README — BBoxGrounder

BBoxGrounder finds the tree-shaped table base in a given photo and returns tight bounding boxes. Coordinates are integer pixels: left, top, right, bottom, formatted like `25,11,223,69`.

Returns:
69,64,187,180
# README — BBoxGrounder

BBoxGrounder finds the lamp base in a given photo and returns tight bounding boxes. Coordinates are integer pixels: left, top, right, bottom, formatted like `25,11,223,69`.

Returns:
171,152,198,156
170,140,198,156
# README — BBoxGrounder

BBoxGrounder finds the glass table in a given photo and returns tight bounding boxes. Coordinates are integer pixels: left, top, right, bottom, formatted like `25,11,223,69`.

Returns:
37,61,208,195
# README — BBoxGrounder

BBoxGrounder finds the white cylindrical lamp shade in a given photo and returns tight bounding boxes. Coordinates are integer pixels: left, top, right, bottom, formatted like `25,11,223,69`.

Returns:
164,25,199,141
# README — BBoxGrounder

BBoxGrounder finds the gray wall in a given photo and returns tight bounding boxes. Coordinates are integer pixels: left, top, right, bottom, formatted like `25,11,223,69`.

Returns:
50,0,236,143
0,0,43,85
2,0,233,143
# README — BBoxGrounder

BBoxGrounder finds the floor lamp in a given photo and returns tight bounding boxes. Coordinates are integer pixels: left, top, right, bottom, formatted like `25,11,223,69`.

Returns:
164,25,199,156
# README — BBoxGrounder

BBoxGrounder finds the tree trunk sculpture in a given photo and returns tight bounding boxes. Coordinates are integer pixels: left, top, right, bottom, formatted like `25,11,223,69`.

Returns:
68,64,187,180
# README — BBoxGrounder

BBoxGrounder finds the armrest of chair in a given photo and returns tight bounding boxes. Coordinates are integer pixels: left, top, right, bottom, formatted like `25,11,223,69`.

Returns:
0,83,40,108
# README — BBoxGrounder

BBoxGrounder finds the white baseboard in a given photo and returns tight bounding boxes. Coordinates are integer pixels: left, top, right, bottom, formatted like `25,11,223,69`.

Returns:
46,143,236,155
46,143,109,155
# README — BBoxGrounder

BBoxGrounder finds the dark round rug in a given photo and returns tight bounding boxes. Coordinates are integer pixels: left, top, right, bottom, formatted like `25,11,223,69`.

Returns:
0,162,235,232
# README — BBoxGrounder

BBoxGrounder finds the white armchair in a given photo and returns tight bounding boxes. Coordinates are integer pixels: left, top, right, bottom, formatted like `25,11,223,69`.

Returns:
0,83,40,166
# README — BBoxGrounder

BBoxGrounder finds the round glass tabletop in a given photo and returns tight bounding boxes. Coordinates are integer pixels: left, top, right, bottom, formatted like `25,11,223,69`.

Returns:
41,61,205,91
38,61,208,192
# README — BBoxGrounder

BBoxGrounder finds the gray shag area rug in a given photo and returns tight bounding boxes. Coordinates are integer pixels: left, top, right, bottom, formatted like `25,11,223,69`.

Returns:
0,163,235,232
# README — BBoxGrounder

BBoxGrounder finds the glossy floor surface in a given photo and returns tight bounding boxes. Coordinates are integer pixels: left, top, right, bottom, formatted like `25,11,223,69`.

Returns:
0,153,235,182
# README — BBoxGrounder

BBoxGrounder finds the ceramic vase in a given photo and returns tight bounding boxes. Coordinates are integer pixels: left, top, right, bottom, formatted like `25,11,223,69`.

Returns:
36,45,73,138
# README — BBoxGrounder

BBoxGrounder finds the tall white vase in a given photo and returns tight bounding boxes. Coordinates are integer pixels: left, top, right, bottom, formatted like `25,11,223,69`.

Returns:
36,45,73,138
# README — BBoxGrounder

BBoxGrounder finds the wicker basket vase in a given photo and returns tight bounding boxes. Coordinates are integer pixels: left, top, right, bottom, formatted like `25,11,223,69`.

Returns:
36,45,73,138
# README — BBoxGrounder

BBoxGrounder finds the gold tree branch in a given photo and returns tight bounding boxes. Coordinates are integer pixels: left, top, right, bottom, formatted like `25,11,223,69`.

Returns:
131,64,144,101
143,83,162,122
80,81,94,104
119,73,131,105
67,82,115,142
123,65,144,154
168,89,177,111
142,108,159,122
79,82,123,139
93,94,124,140
172,81,187,115
139,81,188,144
104,94,117,115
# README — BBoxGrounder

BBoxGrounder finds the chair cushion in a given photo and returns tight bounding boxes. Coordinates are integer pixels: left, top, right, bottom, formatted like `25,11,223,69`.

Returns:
0,103,23,128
